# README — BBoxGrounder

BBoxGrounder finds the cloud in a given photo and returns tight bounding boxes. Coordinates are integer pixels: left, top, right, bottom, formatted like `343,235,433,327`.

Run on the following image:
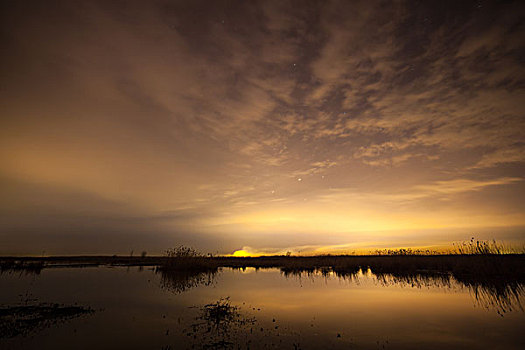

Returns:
410,177,523,198
1,0,524,254
298,0,525,172
470,147,525,169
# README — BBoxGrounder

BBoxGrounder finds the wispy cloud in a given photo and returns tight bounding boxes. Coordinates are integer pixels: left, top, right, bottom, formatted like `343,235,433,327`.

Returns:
1,0,524,254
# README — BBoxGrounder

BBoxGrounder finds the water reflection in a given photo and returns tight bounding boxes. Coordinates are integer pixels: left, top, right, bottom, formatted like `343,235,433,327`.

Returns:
153,257,525,318
460,279,524,316
157,268,218,294
280,267,524,316
0,260,43,276
156,264,524,316
374,271,524,316
1,264,524,349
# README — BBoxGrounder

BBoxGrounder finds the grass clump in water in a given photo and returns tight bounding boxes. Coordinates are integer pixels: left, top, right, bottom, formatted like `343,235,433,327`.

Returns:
0,303,94,338
159,246,218,272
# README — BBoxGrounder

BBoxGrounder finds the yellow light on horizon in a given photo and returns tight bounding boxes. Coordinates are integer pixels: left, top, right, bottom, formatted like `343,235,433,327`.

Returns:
232,249,252,257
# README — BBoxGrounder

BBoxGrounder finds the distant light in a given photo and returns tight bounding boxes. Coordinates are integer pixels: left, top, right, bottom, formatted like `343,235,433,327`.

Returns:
232,249,251,257
297,178,302,181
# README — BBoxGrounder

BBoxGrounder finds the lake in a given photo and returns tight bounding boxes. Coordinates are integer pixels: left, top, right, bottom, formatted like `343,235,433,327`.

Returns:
1,266,524,349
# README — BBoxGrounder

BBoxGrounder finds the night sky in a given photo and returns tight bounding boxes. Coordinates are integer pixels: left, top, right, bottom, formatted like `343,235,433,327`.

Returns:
1,0,524,255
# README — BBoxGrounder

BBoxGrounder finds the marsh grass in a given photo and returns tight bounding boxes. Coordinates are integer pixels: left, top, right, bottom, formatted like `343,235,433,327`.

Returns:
184,297,256,349
2,241,523,313
156,246,219,293
159,246,218,273
0,303,94,338
0,260,43,275
180,297,302,350
217,250,525,315
198,298,254,336
452,238,511,255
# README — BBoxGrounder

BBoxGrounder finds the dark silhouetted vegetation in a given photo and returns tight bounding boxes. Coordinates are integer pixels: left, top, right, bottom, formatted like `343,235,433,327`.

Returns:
2,241,524,314
155,246,219,293
452,237,510,255
176,297,303,350
159,246,218,272
0,303,94,338
0,260,43,275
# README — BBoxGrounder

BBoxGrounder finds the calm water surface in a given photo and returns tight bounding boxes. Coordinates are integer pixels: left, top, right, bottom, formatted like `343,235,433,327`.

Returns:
1,267,524,349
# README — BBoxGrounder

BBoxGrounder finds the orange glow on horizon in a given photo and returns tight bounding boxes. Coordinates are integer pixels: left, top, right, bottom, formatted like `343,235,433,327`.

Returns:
232,249,253,257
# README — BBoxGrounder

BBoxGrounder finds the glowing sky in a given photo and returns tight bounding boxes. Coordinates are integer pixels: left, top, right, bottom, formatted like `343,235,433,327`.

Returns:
1,0,524,255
